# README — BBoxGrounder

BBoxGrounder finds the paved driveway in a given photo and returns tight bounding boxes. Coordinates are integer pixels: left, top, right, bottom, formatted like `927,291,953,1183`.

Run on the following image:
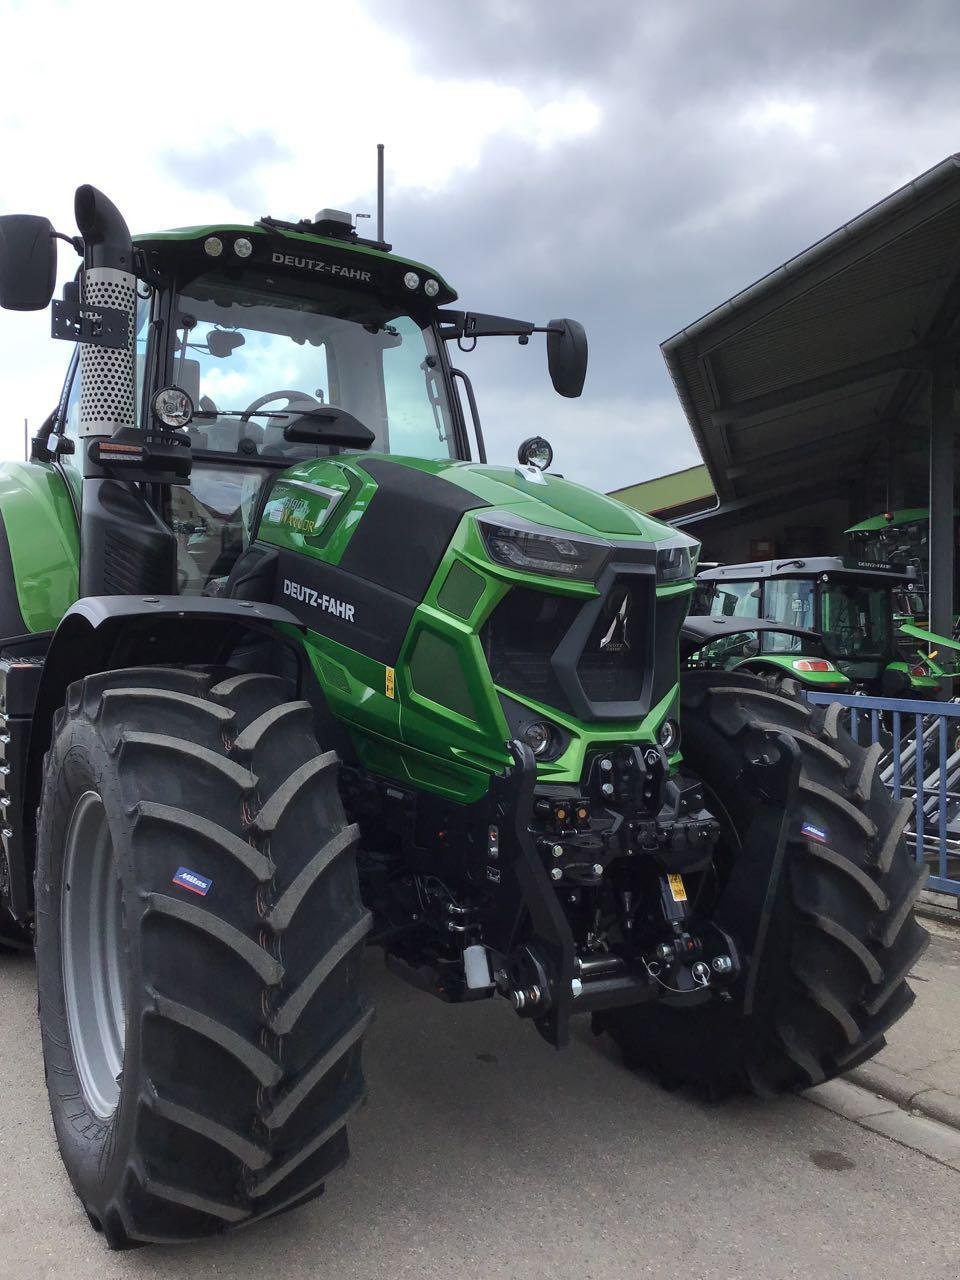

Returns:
1,951,957,1280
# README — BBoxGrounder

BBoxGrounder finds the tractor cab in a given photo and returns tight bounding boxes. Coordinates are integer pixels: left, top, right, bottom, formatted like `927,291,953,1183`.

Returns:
26,200,586,602
845,508,960,626
690,556,934,694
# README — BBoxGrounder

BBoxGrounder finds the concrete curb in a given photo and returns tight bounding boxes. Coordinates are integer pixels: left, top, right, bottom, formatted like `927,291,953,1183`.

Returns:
807,1078,960,1172
917,886,960,925
846,1059,960,1132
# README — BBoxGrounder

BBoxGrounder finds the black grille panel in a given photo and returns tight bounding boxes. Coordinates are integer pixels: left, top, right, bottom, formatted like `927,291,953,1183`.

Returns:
576,577,649,702
482,587,580,714
482,570,673,721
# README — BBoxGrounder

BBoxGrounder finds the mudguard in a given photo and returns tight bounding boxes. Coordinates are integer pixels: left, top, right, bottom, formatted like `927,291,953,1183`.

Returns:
10,594,304,922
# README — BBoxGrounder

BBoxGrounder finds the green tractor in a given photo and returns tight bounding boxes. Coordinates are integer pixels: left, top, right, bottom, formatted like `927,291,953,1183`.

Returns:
0,187,928,1247
691,557,940,697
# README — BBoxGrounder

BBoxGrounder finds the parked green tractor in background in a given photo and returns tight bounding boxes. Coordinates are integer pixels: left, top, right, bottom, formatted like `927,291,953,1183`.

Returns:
0,185,928,1248
691,557,941,696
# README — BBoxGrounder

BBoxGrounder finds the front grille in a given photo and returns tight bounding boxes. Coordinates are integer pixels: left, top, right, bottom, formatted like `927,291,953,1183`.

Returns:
576,577,648,702
482,587,580,714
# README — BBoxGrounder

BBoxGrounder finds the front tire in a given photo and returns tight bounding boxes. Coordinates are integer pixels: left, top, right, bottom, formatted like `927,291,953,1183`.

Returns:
35,666,371,1246
596,673,929,1098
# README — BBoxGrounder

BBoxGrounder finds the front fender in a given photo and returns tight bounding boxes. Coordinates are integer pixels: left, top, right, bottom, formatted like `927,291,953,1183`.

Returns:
17,594,304,917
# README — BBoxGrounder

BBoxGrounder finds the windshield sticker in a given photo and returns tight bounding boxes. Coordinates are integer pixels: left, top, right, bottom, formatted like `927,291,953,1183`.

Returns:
270,251,372,283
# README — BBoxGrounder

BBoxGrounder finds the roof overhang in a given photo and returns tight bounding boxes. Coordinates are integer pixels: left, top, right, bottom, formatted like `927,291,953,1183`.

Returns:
661,155,960,507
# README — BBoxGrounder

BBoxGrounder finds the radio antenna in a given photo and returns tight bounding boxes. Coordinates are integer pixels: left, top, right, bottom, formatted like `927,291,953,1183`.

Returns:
377,143,385,244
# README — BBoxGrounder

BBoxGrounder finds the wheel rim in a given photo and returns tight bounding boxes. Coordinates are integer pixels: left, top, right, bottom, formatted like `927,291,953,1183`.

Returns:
61,791,126,1120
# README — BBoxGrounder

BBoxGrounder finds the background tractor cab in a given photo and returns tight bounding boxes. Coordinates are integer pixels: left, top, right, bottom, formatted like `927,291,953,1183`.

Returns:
846,507,960,628
690,556,938,695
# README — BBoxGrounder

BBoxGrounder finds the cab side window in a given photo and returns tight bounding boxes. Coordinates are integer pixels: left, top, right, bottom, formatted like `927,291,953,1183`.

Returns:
60,354,82,466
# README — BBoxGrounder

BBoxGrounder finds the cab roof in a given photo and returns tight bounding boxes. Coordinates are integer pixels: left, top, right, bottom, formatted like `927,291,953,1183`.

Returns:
133,221,457,306
697,557,914,583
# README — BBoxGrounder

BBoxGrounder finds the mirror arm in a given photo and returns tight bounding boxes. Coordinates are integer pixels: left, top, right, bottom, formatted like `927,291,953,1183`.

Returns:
52,230,84,256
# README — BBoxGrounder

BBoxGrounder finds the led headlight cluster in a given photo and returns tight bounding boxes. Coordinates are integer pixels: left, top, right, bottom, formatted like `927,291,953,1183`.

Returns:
655,531,701,583
478,512,610,581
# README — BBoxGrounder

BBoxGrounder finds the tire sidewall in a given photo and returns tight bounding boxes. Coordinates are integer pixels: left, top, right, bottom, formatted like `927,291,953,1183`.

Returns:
35,713,144,1218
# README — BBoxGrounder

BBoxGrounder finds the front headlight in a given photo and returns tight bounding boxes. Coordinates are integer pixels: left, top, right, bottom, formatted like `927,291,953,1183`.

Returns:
655,532,701,583
478,512,610,580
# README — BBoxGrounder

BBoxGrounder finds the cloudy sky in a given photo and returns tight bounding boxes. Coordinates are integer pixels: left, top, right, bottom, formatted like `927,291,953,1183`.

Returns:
3,0,960,492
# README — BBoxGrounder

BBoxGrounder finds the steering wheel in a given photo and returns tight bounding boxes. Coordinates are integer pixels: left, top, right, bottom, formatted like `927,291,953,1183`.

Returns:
240,390,322,423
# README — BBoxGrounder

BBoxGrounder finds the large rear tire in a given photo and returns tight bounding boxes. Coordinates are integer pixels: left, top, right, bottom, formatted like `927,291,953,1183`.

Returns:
596,673,929,1098
35,666,371,1246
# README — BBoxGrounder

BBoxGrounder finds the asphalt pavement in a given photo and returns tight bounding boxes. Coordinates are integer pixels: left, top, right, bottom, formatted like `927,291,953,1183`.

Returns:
1,947,958,1280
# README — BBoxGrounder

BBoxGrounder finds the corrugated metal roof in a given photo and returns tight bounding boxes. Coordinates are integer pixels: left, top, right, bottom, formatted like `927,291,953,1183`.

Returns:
662,155,960,504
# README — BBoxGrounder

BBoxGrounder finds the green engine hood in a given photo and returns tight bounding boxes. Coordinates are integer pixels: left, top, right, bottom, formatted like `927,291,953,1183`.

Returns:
373,455,679,543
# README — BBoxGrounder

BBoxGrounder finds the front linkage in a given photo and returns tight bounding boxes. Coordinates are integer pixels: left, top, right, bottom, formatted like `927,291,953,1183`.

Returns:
347,724,800,1048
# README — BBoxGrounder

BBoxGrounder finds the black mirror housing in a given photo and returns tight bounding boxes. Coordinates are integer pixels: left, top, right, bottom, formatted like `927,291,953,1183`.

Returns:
0,214,57,311
547,318,587,398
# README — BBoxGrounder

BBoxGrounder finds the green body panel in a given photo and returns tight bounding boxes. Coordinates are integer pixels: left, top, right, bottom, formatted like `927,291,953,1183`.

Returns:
895,622,960,686
845,508,930,534
259,455,688,801
0,462,79,633
733,654,850,689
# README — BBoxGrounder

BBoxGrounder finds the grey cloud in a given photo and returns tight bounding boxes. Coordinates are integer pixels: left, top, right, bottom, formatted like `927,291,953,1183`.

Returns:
159,2,960,492
162,133,292,211
368,0,960,489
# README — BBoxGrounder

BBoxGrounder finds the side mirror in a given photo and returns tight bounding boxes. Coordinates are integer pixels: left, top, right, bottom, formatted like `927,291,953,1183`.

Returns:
547,317,587,398
0,215,57,311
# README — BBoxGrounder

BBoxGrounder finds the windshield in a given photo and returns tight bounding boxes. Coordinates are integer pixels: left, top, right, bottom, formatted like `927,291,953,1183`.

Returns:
172,273,456,461
697,580,761,619
820,582,890,659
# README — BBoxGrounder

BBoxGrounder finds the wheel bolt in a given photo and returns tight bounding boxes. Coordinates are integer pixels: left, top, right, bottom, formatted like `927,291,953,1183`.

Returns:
550,867,563,881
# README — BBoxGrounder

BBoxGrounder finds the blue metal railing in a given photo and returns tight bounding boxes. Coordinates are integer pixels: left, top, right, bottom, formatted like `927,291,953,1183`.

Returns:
806,691,960,897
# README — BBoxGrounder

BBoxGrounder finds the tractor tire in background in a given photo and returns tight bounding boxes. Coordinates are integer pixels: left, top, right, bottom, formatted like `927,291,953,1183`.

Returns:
34,666,372,1247
596,672,930,1098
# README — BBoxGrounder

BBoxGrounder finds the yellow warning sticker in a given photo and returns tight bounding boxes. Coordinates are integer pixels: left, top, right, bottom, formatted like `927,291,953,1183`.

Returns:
385,666,395,699
667,873,687,903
